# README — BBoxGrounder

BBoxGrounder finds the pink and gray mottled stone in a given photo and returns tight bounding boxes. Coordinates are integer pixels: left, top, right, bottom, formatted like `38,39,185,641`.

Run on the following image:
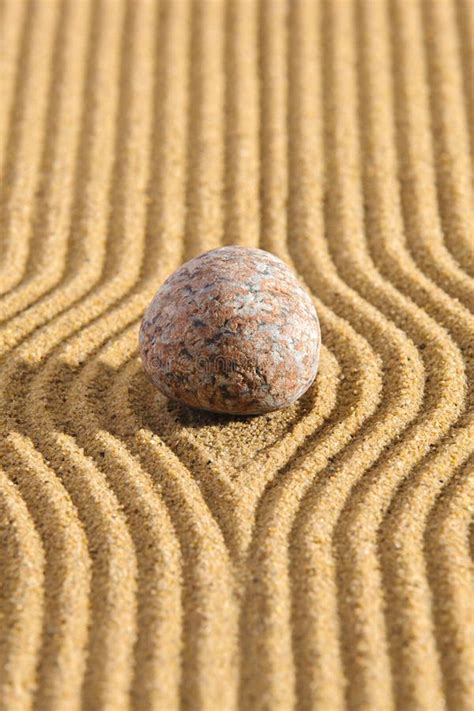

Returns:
139,246,320,415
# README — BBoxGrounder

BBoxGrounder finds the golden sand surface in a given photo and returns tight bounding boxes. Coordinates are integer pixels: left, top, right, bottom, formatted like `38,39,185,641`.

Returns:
0,0,473,709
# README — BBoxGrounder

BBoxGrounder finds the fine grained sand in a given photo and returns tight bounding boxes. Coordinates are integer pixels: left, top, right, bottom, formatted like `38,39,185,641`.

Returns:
0,0,473,709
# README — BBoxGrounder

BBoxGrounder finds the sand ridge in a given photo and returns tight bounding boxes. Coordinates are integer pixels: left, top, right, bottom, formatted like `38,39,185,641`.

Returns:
0,0,473,710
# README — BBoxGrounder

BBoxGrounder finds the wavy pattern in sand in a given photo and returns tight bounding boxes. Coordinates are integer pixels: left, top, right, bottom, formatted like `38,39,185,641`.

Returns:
0,1,473,710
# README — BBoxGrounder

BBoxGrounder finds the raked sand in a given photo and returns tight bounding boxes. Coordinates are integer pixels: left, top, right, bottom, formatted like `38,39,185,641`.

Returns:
0,1,473,709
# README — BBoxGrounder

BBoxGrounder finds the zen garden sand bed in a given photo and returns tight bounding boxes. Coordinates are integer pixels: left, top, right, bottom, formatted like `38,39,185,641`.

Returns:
0,1,472,709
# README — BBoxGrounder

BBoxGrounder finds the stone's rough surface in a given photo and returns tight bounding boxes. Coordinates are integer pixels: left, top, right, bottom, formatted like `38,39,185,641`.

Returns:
139,246,320,415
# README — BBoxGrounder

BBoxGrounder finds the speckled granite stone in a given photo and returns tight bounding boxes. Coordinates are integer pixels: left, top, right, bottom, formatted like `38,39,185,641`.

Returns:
139,246,320,415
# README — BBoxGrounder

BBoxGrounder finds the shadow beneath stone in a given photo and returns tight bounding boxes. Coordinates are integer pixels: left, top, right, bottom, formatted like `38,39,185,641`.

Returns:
167,399,263,429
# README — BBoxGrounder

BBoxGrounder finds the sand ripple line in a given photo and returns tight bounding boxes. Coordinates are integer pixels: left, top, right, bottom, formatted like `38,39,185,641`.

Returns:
0,1,472,709
0,0,59,294
0,466,44,711
422,0,474,276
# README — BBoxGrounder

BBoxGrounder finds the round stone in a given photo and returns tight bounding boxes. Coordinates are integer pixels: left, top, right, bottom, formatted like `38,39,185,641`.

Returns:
139,246,321,415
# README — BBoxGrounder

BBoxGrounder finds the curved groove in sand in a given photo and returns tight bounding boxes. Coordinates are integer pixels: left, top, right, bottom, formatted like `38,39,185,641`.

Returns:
0,467,44,711
0,1,164,705
421,0,474,276
61,334,183,711
454,0,474,163
388,0,474,311
284,1,471,709
389,0,474,310
354,3,474,705
0,0,126,353
425,455,474,711
239,0,462,708
315,2,469,708
242,3,386,707
286,2,428,706
102,339,238,710
0,0,60,294
380,423,474,711
1,434,91,711
0,0,91,325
